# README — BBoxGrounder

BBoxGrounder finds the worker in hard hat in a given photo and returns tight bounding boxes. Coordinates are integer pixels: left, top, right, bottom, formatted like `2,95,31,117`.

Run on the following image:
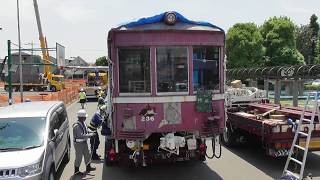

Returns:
88,110,104,160
96,87,105,99
73,109,96,176
97,96,105,110
99,104,107,118
79,88,87,109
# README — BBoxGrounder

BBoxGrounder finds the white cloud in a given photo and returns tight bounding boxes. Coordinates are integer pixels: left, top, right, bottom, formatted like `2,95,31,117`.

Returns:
53,1,95,24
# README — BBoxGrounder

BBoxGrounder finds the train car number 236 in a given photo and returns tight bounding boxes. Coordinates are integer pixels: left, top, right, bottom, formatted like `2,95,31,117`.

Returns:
141,116,155,122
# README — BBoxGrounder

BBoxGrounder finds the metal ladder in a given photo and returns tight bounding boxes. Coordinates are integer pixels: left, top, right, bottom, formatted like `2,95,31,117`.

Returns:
282,92,319,180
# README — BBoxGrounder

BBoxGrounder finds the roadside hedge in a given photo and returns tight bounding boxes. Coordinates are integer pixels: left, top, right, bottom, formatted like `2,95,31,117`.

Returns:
305,84,320,90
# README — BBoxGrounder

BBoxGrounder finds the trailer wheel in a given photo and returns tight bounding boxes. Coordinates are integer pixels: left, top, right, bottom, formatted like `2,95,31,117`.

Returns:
221,123,237,147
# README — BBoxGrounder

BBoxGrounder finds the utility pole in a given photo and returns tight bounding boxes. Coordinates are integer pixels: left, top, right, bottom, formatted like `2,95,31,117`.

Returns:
7,40,13,105
17,0,23,102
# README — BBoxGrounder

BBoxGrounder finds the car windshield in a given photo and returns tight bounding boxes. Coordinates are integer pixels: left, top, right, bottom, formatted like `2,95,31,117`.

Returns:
0,117,46,151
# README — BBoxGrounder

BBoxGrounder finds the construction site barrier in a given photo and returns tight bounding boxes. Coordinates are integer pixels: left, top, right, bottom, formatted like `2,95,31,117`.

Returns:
0,81,81,106
65,79,86,87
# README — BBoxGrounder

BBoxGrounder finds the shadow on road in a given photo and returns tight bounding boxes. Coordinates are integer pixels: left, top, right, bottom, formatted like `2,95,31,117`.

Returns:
101,161,222,180
56,161,68,180
55,160,103,180
224,143,320,179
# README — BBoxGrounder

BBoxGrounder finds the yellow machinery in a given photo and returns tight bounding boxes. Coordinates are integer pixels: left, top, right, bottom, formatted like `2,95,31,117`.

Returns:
87,72,108,85
85,72,108,98
33,0,64,91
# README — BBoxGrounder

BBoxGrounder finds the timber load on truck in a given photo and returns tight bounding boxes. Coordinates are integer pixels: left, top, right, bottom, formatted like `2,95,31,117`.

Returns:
103,11,226,166
223,81,320,157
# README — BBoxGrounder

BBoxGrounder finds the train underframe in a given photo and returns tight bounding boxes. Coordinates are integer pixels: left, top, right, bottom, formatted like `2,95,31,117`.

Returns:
104,131,222,166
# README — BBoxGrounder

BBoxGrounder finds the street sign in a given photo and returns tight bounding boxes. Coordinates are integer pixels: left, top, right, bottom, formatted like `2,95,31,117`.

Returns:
3,64,8,76
56,43,65,67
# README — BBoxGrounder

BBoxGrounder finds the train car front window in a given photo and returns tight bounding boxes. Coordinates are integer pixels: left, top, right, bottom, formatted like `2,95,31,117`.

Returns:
118,48,151,93
156,47,188,93
193,46,220,91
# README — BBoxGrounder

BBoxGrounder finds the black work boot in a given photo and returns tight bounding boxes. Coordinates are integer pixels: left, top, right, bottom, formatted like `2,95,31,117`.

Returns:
74,166,84,176
92,153,101,160
86,164,96,173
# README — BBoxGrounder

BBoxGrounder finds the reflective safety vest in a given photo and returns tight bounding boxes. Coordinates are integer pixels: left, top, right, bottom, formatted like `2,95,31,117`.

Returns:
88,112,103,131
79,92,86,100
73,121,88,142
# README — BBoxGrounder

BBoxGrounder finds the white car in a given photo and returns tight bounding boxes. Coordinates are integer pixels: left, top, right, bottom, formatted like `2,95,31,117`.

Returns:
0,101,70,180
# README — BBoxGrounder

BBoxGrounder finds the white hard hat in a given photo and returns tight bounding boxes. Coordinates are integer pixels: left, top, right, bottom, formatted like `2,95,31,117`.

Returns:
99,104,107,111
77,109,88,118
98,87,102,90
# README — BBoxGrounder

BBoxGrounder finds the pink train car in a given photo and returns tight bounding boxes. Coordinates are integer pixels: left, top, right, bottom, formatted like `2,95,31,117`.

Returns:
104,11,226,166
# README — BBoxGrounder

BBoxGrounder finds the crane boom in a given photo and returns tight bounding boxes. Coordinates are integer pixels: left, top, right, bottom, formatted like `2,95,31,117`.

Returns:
33,0,51,75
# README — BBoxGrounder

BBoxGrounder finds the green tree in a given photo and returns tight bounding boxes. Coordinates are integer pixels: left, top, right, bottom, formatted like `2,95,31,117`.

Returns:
309,14,319,64
316,36,320,63
260,16,304,66
95,56,107,66
226,23,265,68
275,47,304,65
295,25,312,64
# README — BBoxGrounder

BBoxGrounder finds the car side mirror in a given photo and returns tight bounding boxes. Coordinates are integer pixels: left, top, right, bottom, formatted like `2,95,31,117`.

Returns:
52,129,59,140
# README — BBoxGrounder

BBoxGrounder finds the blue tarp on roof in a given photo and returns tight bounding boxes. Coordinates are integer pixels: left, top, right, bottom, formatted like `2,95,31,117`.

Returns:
120,11,224,32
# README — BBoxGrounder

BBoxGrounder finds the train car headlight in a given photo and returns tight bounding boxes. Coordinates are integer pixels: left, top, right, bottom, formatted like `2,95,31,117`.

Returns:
164,12,177,25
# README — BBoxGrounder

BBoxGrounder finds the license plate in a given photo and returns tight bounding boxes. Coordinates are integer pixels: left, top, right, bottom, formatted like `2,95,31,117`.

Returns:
299,137,320,149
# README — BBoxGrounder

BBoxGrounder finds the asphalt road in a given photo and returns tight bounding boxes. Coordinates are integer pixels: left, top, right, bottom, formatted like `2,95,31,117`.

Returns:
57,101,320,180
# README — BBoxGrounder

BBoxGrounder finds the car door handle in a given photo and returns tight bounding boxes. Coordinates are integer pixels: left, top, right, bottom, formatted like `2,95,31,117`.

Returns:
58,132,64,140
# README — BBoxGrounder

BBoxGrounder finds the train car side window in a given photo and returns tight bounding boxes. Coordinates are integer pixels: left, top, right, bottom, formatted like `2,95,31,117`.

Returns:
193,46,220,92
156,47,188,93
118,48,151,94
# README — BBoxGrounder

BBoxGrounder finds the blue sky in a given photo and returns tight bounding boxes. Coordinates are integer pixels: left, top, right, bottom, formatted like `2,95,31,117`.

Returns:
0,0,319,63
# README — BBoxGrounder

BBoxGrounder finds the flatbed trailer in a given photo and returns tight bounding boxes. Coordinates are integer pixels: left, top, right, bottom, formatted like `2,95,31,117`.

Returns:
5,83,47,91
224,102,320,157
